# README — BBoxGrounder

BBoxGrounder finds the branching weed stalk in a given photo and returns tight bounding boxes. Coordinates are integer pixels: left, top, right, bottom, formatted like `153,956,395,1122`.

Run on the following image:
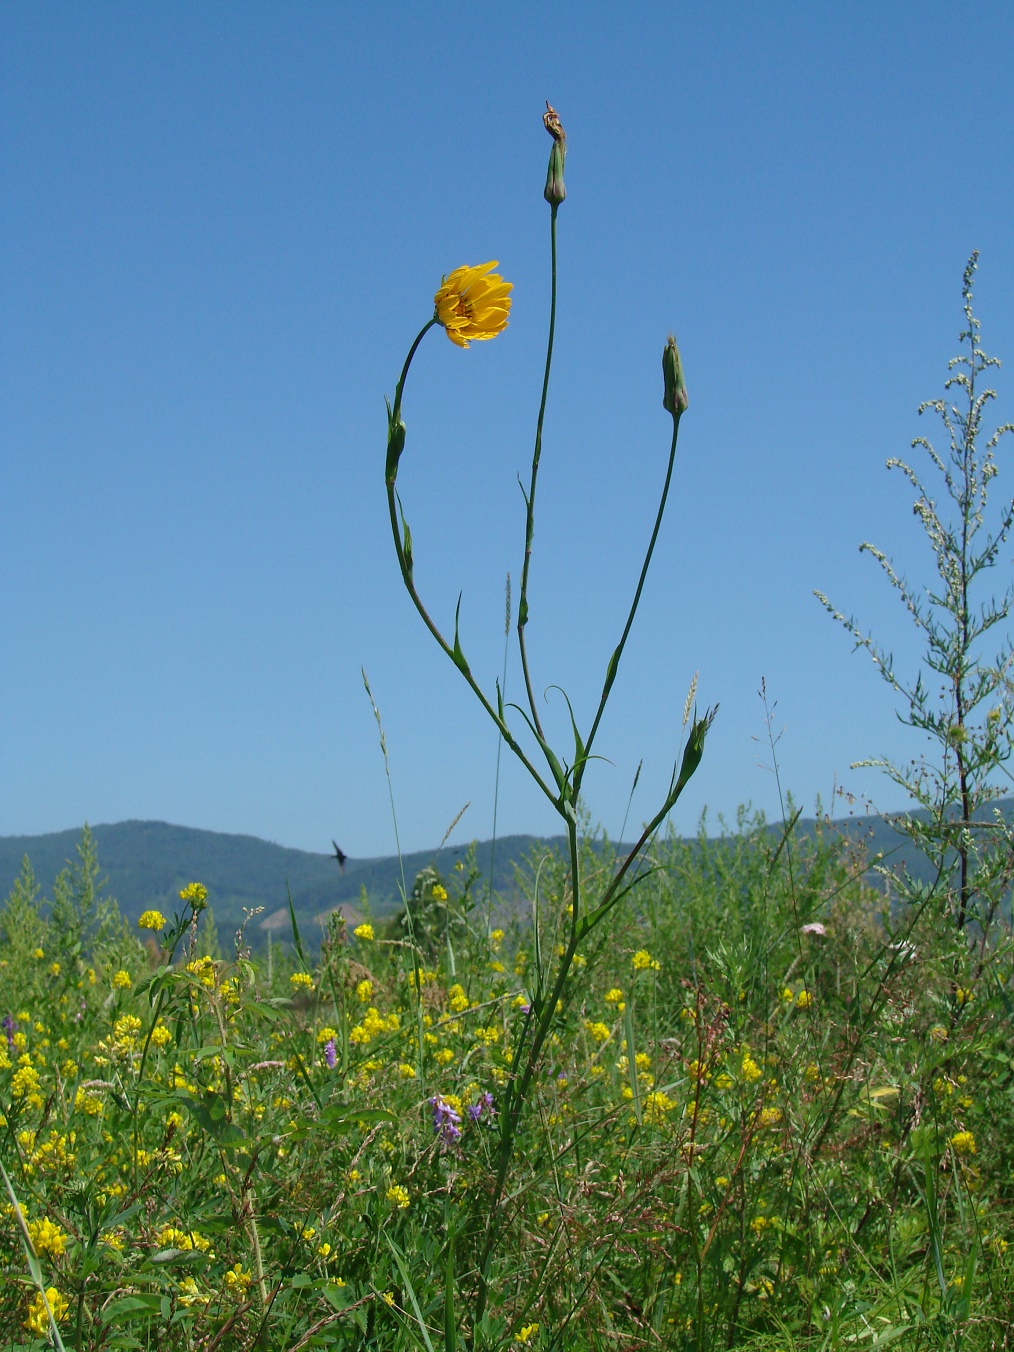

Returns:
816,253,1014,939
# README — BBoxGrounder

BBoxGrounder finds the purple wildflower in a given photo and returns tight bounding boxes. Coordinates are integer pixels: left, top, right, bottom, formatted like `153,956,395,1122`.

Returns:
468,1091,495,1122
324,1038,338,1069
429,1095,462,1144
1,1014,14,1048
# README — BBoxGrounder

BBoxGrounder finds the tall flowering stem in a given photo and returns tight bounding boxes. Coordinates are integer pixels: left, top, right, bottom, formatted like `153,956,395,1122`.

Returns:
516,199,559,744
383,107,713,1341
385,323,559,812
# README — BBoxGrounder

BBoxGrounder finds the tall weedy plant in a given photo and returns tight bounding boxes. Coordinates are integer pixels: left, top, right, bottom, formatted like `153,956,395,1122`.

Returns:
384,106,714,1338
817,254,1014,939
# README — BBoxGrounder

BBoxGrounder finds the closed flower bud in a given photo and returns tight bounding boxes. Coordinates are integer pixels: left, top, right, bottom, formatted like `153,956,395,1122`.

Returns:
385,397,406,485
543,102,566,207
662,335,688,419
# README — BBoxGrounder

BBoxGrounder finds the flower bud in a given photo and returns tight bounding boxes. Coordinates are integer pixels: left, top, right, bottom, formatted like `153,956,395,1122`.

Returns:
385,396,406,485
662,335,688,419
543,102,566,207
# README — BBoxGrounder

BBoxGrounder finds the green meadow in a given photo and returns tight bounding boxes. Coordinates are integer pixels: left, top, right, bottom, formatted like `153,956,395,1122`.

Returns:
1,803,1012,1349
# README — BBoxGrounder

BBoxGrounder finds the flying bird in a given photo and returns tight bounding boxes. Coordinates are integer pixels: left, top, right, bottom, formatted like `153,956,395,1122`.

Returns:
331,841,347,872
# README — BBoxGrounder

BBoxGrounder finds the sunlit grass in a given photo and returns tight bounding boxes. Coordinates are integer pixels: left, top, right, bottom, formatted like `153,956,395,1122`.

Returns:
1,816,1011,1349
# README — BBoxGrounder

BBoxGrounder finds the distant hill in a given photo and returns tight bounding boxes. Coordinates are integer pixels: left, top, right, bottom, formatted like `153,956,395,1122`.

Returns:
0,820,563,948
2,802,1010,950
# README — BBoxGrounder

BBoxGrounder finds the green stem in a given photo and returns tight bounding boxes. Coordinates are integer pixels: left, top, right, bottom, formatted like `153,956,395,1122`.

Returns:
131,918,190,1190
474,813,581,1325
386,330,559,810
517,204,559,746
576,411,683,796
246,1198,269,1313
391,319,438,433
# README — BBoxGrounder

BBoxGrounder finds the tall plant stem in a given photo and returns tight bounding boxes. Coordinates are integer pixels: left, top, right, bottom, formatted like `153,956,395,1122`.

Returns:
387,327,559,812
487,576,512,925
131,919,191,1189
575,412,683,797
517,204,559,745
955,347,975,929
474,812,582,1328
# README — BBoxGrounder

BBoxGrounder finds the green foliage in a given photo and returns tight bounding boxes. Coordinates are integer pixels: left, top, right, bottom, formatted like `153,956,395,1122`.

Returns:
0,857,46,963
1,817,1012,1349
48,826,128,972
817,254,1014,933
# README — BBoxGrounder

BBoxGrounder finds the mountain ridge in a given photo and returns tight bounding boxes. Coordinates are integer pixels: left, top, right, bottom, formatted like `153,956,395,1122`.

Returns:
3,802,1009,947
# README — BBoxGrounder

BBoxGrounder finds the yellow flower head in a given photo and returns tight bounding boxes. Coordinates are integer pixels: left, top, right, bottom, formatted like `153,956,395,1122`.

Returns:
223,1263,252,1297
434,262,512,348
950,1130,976,1156
138,909,166,931
25,1287,69,1335
28,1217,67,1257
179,881,209,910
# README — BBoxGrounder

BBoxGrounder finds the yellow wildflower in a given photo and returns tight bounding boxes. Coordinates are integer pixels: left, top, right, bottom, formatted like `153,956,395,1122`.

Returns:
178,1276,206,1308
433,261,512,348
25,1287,69,1335
740,1054,762,1082
289,972,315,992
112,970,132,990
356,979,374,1002
179,882,208,910
74,1088,105,1116
354,923,374,941
186,956,216,989
448,983,470,1013
223,1263,252,1297
138,909,166,931
516,1324,540,1344
632,950,661,972
387,1184,410,1209
643,1091,675,1125
951,1130,976,1156
28,1217,67,1257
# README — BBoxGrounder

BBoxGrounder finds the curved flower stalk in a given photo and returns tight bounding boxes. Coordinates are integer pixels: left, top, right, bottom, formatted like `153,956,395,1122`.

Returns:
383,105,715,1334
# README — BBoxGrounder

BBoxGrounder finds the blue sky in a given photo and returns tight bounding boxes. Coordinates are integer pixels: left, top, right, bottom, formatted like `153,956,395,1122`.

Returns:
3,3,1013,859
